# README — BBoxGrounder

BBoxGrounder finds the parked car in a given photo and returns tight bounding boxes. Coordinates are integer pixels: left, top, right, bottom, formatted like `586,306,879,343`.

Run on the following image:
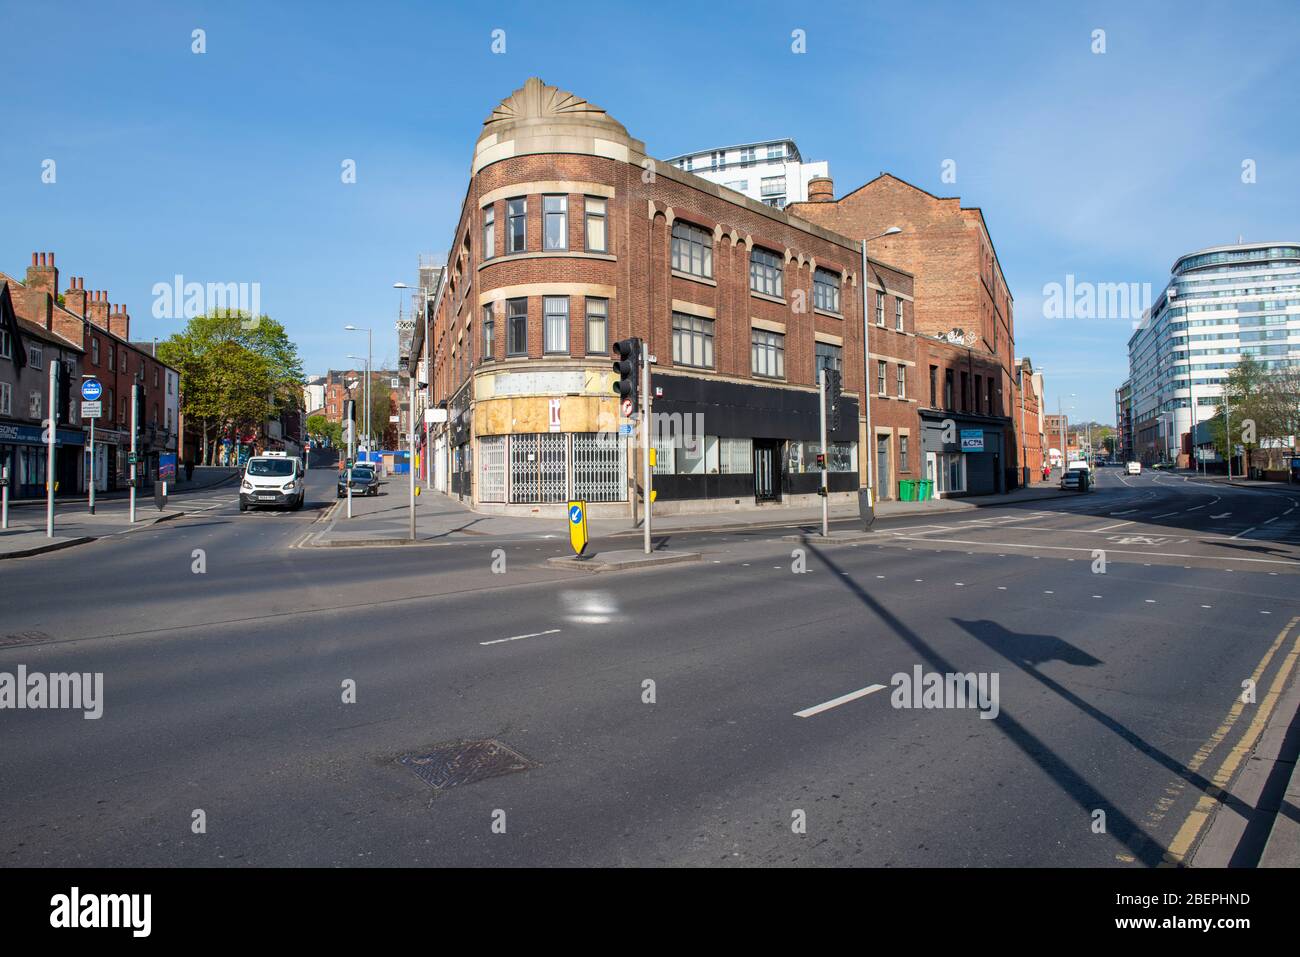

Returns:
1125,461,1142,475
1060,465,1092,492
240,452,305,511
338,465,379,498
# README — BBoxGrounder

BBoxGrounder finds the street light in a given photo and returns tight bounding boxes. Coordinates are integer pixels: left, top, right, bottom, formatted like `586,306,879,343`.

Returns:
393,281,420,540
346,355,369,459
343,325,372,455
861,226,902,508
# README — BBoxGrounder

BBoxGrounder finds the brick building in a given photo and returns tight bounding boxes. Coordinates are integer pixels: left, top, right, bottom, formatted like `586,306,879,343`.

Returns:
1043,413,1068,466
1016,358,1046,480
788,174,1024,495
423,77,887,515
1,253,179,493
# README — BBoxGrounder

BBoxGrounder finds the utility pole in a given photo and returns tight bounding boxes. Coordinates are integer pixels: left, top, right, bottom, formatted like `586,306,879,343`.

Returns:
408,371,416,541
819,368,829,537
129,381,138,524
45,359,57,538
642,347,652,556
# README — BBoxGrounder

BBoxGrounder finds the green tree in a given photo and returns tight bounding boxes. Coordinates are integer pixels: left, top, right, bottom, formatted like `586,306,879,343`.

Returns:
1211,355,1275,473
367,375,397,449
158,311,304,464
306,414,342,447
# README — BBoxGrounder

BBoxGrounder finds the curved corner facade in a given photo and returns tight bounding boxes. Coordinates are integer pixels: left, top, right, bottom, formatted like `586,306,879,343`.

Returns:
426,78,906,516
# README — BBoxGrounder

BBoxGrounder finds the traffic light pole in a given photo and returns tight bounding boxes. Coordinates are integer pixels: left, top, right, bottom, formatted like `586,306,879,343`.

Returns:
819,369,829,538
46,360,57,538
129,383,138,525
642,349,651,556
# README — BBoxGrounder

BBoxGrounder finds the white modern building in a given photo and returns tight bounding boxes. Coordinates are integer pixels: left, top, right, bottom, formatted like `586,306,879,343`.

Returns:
1126,242,1300,465
663,138,828,210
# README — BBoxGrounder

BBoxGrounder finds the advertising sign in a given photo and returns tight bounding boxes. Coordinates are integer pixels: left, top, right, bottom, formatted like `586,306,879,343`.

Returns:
960,429,985,452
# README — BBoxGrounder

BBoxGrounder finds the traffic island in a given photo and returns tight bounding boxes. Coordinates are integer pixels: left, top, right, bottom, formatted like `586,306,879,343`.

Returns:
546,548,702,573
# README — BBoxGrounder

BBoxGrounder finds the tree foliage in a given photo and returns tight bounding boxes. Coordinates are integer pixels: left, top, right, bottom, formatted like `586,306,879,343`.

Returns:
157,311,304,464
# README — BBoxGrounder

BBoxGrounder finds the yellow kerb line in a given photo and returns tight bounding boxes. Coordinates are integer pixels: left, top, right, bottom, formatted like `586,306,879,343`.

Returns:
1163,615,1300,865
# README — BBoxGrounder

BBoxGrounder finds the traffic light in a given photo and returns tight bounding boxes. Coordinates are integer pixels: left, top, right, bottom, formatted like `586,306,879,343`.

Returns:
611,338,641,411
55,361,72,425
825,368,842,432
134,382,146,436
815,452,826,469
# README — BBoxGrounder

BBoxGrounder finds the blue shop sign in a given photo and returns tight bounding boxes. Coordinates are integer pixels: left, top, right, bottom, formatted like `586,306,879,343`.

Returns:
0,422,86,447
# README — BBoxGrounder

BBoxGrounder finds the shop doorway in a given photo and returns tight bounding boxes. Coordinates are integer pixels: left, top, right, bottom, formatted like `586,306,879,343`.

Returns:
753,440,781,502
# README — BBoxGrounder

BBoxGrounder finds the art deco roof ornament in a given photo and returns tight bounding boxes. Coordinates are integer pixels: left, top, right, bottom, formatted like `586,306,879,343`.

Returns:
482,77,629,136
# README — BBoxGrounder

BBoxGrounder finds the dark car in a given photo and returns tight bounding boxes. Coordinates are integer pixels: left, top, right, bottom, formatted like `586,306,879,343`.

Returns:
338,465,379,497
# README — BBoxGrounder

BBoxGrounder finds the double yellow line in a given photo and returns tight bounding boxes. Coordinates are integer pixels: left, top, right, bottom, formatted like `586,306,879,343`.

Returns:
1162,615,1300,865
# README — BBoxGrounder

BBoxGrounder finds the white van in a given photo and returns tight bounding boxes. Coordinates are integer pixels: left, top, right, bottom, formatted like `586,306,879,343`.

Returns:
239,452,305,511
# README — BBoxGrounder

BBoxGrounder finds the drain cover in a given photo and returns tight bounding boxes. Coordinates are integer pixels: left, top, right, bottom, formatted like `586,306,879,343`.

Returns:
398,739,537,790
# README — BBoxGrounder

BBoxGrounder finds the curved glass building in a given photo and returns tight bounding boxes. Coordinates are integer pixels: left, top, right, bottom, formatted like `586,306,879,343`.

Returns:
1125,242,1300,465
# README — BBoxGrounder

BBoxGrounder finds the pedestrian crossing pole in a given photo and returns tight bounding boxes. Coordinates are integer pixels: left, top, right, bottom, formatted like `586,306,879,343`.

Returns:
129,382,138,524
46,360,57,538
642,347,652,556
819,368,829,537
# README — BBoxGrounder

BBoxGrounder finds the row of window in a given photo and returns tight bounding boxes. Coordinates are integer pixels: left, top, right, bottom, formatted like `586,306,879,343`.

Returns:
925,365,1001,415
483,195,608,258
670,221,845,314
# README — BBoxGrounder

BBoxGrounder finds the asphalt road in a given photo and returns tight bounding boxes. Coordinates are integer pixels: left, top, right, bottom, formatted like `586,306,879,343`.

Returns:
2,465,1297,866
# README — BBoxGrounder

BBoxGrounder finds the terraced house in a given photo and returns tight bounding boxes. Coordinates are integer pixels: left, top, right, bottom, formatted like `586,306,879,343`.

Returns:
424,78,907,515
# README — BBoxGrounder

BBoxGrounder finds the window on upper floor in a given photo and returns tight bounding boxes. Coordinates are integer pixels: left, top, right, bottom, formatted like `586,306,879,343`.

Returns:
506,298,528,356
584,197,607,253
897,364,906,398
585,298,608,355
875,293,885,327
877,360,887,396
671,221,713,279
751,329,785,379
895,298,904,331
740,147,756,168
543,296,569,353
814,268,841,314
672,312,714,368
507,198,527,253
929,365,938,406
543,195,567,251
749,246,783,298
28,345,43,370
815,342,842,379
481,304,495,361
91,337,99,365
0,381,9,416
482,205,495,260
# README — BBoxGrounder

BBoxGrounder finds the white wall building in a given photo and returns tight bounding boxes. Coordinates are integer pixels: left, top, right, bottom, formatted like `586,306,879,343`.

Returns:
1126,242,1300,464
664,138,828,210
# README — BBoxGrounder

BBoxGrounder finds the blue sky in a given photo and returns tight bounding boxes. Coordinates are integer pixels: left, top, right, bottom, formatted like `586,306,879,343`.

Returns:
4,0,1297,423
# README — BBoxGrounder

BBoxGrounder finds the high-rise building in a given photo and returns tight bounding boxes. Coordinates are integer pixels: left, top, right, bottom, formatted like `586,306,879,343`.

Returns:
1125,242,1300,465
663,139,828,210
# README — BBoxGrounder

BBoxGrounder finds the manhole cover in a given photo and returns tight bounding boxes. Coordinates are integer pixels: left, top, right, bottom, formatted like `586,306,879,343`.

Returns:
398,739,537,790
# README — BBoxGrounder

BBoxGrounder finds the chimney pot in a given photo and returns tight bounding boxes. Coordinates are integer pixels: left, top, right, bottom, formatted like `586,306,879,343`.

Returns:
31,252,38,266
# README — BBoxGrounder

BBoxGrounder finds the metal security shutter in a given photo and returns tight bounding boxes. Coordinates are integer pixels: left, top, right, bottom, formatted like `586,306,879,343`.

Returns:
509,434,570,503
573,432,627,502
479,436,507,503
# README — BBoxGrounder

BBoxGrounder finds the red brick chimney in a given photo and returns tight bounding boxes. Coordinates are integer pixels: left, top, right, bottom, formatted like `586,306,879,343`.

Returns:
807,176,835,203
24,251,59,299
109,303,131,341
63,276,88,318
87,289,111,331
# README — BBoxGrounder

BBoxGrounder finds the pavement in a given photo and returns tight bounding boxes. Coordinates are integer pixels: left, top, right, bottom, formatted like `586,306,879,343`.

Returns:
1,463,1296,867
302,472,1081,549
0,467,239,559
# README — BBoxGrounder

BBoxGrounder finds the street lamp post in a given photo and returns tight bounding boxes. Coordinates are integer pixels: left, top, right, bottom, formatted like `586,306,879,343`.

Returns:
344,325,372,456
860,227,901,508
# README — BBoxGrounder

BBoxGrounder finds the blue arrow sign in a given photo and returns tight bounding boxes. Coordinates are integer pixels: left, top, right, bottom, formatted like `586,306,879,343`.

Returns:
80,379,102,401
569,504,584,524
